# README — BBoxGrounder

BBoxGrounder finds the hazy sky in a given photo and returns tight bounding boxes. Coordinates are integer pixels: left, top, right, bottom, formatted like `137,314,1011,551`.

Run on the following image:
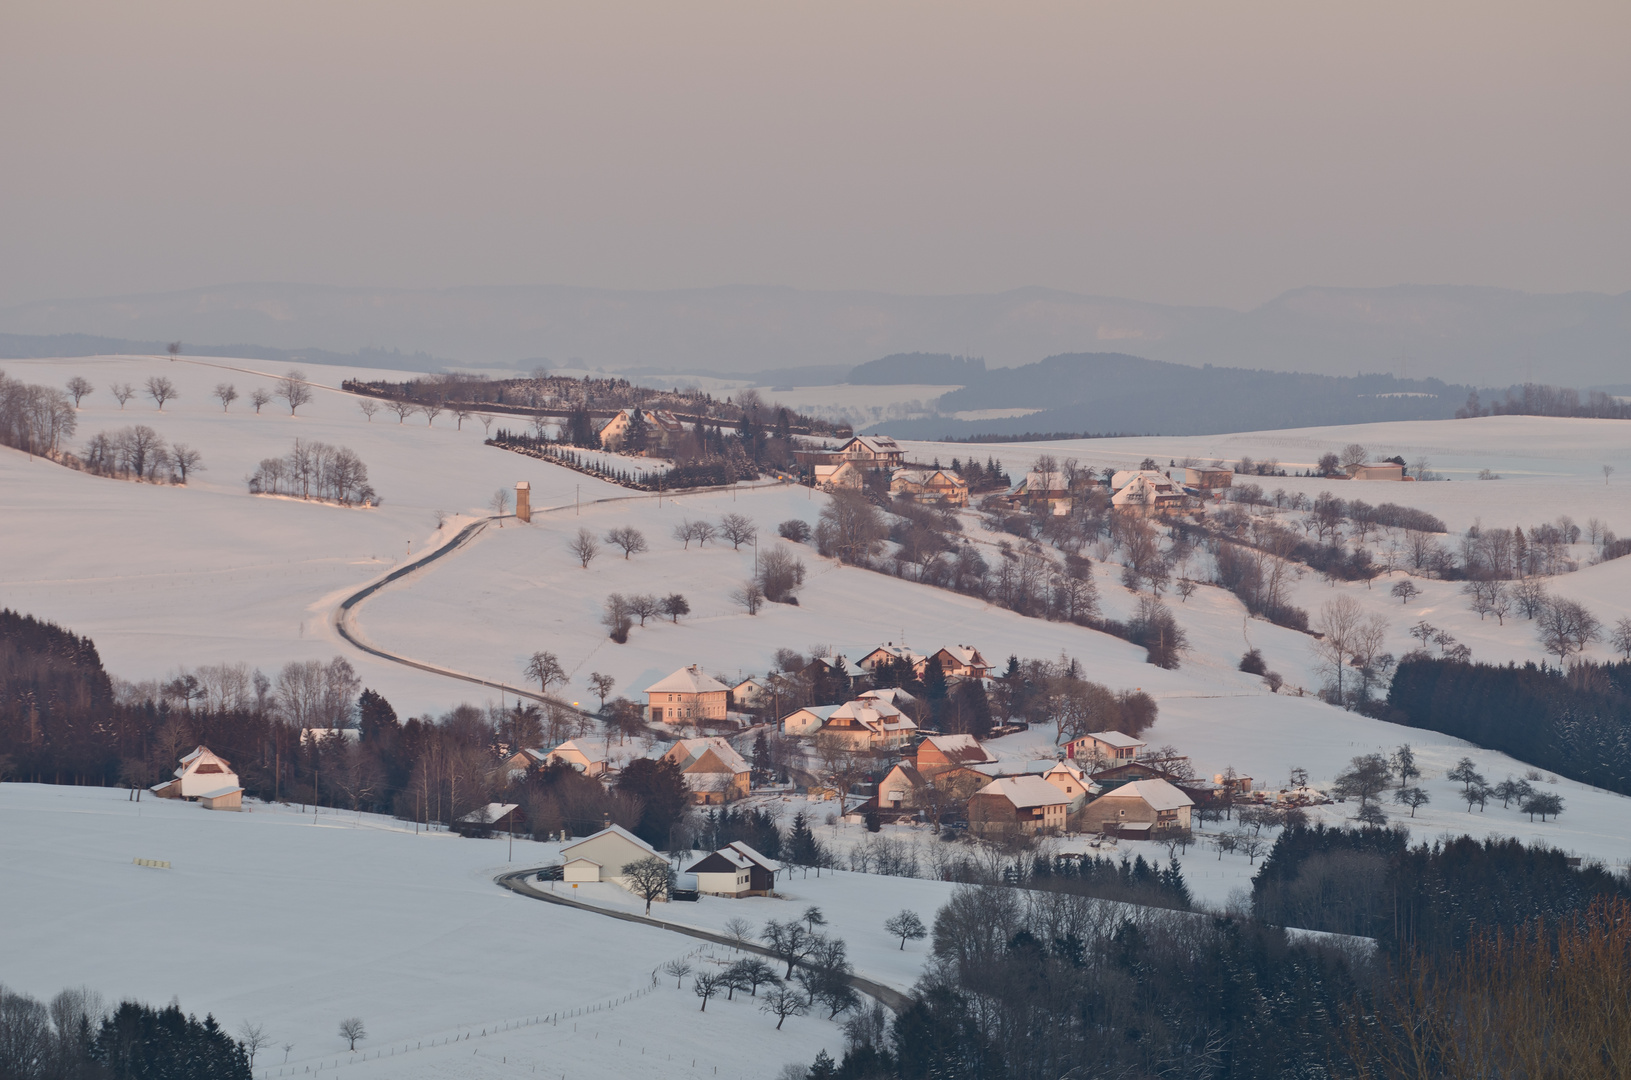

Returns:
3,1,1627,311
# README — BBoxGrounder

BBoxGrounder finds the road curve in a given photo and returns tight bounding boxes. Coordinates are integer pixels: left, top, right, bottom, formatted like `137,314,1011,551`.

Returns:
495,868,912,1013
332,515,567,708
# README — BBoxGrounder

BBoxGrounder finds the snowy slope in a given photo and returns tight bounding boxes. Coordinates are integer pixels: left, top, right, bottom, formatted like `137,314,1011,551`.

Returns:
0,783,850,1080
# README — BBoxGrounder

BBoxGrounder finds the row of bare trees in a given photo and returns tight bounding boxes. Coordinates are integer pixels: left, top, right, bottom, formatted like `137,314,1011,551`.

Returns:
0,370,77,457
248,438,375,505
81,425,203,483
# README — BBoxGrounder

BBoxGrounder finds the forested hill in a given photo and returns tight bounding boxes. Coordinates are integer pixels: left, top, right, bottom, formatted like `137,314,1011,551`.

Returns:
872,352,1468,439
848,352,986,385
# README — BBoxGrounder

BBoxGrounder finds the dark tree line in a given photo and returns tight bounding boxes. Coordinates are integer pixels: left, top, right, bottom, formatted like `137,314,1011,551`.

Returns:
1251,823,1630,955
0,989,250,1080
1386,656,1631,796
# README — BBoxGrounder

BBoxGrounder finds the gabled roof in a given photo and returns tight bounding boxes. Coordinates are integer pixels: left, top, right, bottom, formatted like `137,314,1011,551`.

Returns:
1076,730,1146,750
859,687,918,708
548,739,609,764
458,802,521,824
561,824,658,858
883,762,928,789
846,435,900,454
920,734,994,764
1097,778,1195,811
665,736,750,775
784,704,841,723
975,775,1073,809
646,665,730,695
828,698,916,734
934,645,987,667
724,840,780,872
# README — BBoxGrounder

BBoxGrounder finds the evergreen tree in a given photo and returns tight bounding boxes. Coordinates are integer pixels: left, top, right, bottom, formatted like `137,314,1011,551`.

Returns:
750,731,774,788
357,688,398,744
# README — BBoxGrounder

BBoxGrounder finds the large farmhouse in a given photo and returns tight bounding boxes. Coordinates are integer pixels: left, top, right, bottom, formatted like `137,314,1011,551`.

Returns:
645,665,730,724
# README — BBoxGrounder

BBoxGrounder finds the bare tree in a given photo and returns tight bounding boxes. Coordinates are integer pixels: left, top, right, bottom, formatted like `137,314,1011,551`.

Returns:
1512,578,1549,619
673,520,700,549
732,579,765,615
883,910,927,950
356,399,379,422
588,672,616,711
238,1021,269,1068
1339,443,1369,469
629,593,662,625
249,387,271,413
570,528,600,567
1605,464,1616,485
757,547,806,603
602,593,633,642
144,376,178,410
1332,754,1393,808
1393,786,1430,817
662,593,690,622
623,856,673,914
761,987,808,1029
663,958,693,988
213,383,238,411
719,513,757,549
66,376,94,407
490,487,510,522
693,971,723,1011
1390,579,1420,605
277,370,313,415
422,402,444,427
479,414,495,437
167,341,182,359
337,1017,366,1051
111,382,134,408
605,525,649,559
723,916,755,949
387,399,416,424
693,520,717,546
524,652,566,696
1538,599,1602,661
1611,617,1631,661
171,444,204,482
761,919,815,978
1311,596,1365,701
451,405,472,430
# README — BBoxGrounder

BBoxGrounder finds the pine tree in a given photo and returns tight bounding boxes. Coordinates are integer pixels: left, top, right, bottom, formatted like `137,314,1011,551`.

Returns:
751,731,774,788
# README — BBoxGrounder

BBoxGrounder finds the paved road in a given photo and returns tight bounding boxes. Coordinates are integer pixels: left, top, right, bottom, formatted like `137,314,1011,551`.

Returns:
494,868,912,1013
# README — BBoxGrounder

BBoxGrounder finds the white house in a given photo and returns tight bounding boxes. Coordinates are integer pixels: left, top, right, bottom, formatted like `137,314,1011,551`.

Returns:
542,739,611,778
558,825,662,890
1065,730,1147,766
1110,471,1186,514
684,841,780,897
151,746,240,801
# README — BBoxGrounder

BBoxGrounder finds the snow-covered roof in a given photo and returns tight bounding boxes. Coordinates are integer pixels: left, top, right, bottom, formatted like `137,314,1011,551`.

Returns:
976,775,1073,809
549,739,608,764
458,802,520,824
1097,778,1195,811
1078,730,1146,750
197,786,244,799
974,759,1059,778
725,841,781,872
859,687,919,708
646,664,730,695
892,468,964,486
935,645,986,667
847,435,900,454
829,698,916,734
920,734,994,764
666,736,749,774
561,824,657,857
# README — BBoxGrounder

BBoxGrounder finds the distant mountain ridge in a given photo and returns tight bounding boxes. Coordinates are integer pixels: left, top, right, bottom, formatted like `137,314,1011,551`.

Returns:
2,281,1626,386
0,332,447,373
872,352,1471,439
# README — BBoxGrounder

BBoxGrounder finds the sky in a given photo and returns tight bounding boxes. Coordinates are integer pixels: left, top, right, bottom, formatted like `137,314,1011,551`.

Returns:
3,1,1628,312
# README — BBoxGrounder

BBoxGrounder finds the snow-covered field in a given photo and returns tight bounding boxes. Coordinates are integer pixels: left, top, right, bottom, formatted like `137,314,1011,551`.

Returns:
6,354,1631,1052
0,782,858,1080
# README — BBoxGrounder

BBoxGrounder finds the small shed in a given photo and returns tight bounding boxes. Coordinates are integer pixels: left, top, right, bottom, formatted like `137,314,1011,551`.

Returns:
197,786,243,811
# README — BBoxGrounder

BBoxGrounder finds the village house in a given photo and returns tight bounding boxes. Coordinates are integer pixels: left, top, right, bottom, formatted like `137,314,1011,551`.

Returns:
1013,470,1072,516
967,776,1073,836
645,665,730,724
730,677,767,712
915,734,996,776
1110,471,1187,515
151,746,242,809
1064,730,1147,766
559,825,662,890
1346,461,1407,481
1169,466,1233,490
925,645,990,680
684,841,780,897
857,642,925,674
807,697,918,751
890,468,969,507
780,703,840,737
541,739,611,778
1040,761,1091,810
858,686,918,712
878,761,930,811
1077,778,1195,838
662,737,751,804
814,460,865,491
457,802,524,835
